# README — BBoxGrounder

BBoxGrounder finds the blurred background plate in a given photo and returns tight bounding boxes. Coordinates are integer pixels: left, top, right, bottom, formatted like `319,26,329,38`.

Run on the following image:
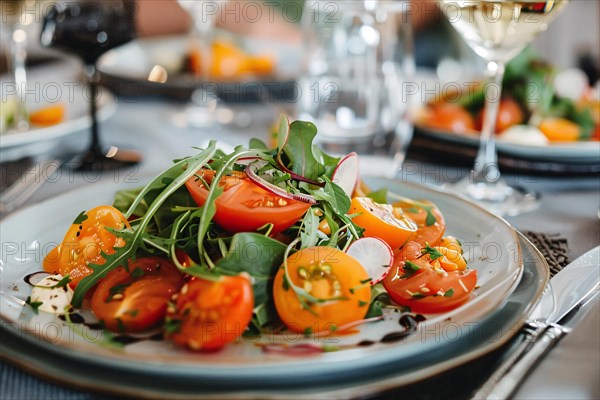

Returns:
412,124,600,176
96,34,302,103
0,58,117,161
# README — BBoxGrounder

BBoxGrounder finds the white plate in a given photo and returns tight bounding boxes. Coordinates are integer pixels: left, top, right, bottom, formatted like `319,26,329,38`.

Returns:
97,34,302,83
415,123,600,163
0,88,117,151
0,178,522,384
0,233,547,399
0,59,117,158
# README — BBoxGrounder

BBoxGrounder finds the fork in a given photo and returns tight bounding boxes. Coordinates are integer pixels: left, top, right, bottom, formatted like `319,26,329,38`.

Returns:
0,158,61,216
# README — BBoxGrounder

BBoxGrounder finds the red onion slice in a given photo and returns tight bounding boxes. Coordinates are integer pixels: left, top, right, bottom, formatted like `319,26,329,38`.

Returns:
245,161,317,205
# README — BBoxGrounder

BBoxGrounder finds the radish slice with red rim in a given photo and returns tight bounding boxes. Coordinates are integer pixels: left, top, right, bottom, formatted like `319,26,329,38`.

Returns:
346,237,394,285
331,153,359,197
245,161,317,205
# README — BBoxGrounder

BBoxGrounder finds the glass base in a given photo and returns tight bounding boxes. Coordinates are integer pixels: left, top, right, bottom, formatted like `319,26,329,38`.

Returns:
444,177,539,217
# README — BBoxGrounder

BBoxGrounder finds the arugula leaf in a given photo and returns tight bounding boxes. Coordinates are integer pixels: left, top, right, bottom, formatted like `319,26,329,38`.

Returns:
193,148,266,262
366,188,388,204
71,142,218,307
249,138,269,150
300,208,320,249
278,120,326,182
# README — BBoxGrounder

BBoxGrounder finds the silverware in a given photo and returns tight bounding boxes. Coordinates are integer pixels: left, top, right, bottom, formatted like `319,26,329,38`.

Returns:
0,158,61,216
472,245,600,400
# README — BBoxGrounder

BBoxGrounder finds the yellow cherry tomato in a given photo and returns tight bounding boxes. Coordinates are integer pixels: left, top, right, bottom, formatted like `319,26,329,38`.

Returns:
349,197,417,250
273,246,371,334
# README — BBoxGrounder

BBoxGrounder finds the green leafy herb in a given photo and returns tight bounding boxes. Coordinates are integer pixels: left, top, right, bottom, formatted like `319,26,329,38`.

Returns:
366,188,388,204
444,288,455,298
277,117,326,182
72,211,88,224
33,274,71,289
399,261,421,279
25,296,43,314
422,244,443,260
72,141,218,307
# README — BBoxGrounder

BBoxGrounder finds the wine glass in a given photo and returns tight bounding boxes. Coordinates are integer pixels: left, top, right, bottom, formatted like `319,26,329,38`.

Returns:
439,0,569,216
172,0,221,129
40,0,140,171
1,0,35,132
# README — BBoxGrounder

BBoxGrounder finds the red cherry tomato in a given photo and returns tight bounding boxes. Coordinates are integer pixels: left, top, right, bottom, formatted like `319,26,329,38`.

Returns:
426,103,476,134
185,170,310,233
476,97,524,133
383,243,477,313
90,257,184,332
167,275,254,351
391,199,446,247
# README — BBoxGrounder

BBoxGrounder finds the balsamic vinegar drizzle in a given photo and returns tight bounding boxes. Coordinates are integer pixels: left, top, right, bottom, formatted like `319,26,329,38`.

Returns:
26,270,426,350
23,271,53,286
379,314,426,344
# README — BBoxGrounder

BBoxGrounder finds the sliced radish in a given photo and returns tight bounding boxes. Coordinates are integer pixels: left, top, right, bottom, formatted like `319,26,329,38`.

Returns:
246,161,317,205
331,152,359,197
346,237,394,285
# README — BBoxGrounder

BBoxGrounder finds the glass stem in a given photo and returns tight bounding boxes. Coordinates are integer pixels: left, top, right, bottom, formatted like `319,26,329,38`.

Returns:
84,64,101,155
10,25,29,131
472,61,505,183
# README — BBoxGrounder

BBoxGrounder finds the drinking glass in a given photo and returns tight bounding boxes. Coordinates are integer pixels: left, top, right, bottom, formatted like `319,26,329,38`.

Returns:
40,0,140,171
173,0,221,129
1,0,35,131
298,0,415,178
439,0,569,216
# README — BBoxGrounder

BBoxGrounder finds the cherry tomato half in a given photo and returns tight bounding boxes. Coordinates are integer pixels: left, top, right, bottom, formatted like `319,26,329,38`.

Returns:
476,97,524,133
349,197,417,250
167,275,254,351
90,257,184,333
383,243,477,313
392,199,446,247
185,170,310,233
426,103,476,134
273,246,371,333
43,206,130,288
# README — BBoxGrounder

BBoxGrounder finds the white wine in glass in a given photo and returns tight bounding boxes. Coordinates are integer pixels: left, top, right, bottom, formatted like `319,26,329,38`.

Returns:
439,0,569,216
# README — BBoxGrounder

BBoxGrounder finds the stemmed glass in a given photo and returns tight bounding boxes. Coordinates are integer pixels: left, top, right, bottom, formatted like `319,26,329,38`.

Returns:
40,0,140,171
173,0,221,129
439,0,569,216
1,0,36,132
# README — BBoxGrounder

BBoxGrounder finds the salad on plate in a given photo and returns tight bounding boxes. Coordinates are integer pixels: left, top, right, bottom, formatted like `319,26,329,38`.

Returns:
27,115,478,352
417,50,600,145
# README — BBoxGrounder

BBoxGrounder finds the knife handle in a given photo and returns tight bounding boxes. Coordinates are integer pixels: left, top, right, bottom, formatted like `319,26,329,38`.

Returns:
470,321,546,400
483,323,570,400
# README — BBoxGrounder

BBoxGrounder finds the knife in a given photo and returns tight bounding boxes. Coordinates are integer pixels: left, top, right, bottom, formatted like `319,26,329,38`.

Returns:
472,245,600,400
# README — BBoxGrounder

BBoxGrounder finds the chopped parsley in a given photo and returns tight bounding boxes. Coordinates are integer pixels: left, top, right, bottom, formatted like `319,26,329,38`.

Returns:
25,296,43,314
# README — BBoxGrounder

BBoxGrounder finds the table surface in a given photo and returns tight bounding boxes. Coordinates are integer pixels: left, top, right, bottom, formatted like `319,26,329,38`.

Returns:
1,99,599,400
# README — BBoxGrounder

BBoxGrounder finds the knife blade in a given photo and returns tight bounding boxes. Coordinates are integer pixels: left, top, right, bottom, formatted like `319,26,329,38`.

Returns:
472,245,600,400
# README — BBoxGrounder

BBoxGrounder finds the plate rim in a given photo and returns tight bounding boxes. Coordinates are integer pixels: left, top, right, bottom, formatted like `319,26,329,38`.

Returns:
414,121,600,162
0,91,117,149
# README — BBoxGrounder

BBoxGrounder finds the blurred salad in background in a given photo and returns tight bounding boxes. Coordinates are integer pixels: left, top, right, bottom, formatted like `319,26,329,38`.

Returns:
418,49,599,144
